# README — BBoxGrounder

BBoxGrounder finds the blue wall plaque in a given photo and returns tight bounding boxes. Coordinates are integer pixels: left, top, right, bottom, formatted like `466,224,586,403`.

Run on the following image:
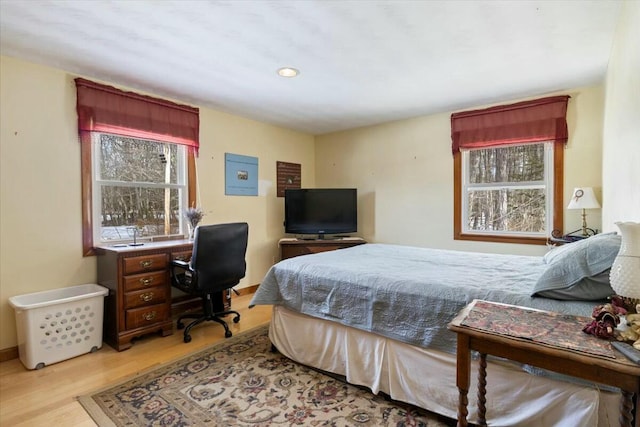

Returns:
225,153,258,196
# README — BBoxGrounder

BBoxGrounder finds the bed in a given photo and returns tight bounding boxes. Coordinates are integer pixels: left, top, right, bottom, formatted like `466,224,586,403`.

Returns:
250,234,623,426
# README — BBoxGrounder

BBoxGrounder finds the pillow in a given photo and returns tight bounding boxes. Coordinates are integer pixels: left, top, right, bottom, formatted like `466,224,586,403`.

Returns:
543,231,617,264
532,233,621,300
533,269,612,300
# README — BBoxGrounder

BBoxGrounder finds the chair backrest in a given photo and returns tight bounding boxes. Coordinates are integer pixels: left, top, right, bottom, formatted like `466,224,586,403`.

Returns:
190,222,249,291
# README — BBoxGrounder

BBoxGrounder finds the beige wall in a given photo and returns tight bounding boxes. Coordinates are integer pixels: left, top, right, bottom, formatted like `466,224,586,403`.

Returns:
602,0,640,230
0,56,315,350
315,85,605,256
2,1,635,352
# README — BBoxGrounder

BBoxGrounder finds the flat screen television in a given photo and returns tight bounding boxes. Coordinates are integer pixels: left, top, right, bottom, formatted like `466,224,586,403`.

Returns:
284,188,357,239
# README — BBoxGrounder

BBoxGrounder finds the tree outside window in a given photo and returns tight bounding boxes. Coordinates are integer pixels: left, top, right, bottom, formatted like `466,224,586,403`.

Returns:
464,142,551,234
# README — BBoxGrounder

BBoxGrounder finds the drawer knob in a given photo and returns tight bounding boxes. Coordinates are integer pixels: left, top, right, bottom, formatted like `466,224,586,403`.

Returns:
139,260,154,268
139,277,154,286
175,255,188,261
143,311,156,321
139,292,154,302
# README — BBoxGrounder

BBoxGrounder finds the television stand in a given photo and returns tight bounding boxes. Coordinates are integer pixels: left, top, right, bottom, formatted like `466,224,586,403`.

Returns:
278,237,366,260
297,234,346,241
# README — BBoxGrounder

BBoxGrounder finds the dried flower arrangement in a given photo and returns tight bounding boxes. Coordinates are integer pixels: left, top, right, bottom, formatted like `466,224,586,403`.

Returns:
184,208,204,241
184,207,204,229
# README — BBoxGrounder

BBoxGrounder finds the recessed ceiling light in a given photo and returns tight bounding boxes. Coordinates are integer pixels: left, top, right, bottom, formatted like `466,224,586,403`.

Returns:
277,67,299,78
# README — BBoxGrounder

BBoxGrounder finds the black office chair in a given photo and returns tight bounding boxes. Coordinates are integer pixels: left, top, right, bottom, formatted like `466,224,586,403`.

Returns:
170,222,248,342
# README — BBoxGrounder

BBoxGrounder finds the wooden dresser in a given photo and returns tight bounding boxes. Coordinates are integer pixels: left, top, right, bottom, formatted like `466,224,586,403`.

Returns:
96,240,230,351
279,237,366,260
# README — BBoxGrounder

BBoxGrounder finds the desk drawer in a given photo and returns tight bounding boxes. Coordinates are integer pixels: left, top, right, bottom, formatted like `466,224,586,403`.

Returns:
126,304,168,329
124,286,167,309
123,271,166,292
123,254,167,275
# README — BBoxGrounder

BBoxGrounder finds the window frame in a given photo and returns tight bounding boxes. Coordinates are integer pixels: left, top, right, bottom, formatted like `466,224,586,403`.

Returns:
81,137,196,256
453,142,563,245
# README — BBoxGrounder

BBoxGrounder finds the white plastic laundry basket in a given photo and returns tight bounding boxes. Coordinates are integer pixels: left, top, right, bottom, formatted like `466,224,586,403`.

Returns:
8,284,109,369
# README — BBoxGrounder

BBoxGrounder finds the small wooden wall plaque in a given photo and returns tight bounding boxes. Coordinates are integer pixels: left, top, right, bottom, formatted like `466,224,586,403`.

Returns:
276,161,301,197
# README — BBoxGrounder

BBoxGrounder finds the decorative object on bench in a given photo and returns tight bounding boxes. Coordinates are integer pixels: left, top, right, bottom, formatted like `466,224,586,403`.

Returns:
170,222,248,342
617,303,640,349
610,221,640,305
582,295,627,339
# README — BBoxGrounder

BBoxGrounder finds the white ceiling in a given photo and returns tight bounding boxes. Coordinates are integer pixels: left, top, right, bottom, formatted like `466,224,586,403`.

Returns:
0,0,622,135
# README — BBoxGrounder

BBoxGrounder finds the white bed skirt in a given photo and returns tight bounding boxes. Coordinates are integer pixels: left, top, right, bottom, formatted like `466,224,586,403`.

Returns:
269,306,621,427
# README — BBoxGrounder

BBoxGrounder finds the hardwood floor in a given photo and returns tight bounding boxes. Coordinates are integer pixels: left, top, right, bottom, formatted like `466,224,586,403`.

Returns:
0,293,272,427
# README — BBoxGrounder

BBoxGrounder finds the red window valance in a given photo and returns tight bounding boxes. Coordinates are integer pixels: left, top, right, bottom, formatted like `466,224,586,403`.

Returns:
451,95,570,155
75,78,199,154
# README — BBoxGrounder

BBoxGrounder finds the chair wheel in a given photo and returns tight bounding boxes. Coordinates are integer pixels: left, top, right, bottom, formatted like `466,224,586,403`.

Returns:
233,315,240,323
184,334,192,343
225,330,232,338
177,321,184,329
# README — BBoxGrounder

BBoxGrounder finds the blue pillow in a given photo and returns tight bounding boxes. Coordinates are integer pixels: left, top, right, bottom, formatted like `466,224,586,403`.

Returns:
532,233,621,300
542,232,617,264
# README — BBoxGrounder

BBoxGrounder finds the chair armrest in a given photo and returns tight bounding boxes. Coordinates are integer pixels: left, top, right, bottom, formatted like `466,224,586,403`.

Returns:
170,259,196,291
171,259,190,269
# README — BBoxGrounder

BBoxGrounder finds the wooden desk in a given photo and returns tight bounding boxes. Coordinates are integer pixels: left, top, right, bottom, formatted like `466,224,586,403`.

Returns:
96,240,229,351
448,300,640,427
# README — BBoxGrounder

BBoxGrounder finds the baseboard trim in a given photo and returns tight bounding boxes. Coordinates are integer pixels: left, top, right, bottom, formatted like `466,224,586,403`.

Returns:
236,284,259,296
1,284,261,364
0,346,18,363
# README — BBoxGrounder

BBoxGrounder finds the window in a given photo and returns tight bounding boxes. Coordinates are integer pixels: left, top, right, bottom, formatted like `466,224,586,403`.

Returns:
451,96,568,245
76,78,199,256
460,142,557,238
93,133,189,244
454,143,563,244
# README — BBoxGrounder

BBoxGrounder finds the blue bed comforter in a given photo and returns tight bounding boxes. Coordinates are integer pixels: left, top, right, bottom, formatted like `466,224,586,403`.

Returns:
250,243,599,354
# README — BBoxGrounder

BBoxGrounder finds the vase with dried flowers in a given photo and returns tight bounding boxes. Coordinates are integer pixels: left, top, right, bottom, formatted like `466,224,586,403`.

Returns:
184,207,204,240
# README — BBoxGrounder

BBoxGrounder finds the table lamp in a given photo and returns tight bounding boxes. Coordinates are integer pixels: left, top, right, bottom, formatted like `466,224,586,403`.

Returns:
567,187,600,236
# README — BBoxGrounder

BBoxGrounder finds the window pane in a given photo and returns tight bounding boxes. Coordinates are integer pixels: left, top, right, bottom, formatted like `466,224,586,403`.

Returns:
467,188,546,232
99,134,179,184
100,186,181,241
468,144,544,184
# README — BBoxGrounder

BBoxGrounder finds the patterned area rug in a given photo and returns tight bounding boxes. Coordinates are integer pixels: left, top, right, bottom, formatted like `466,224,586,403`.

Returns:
79,325,453,426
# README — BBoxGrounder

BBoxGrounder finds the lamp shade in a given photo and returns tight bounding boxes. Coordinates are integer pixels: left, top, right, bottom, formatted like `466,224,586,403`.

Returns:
567,187,600,210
